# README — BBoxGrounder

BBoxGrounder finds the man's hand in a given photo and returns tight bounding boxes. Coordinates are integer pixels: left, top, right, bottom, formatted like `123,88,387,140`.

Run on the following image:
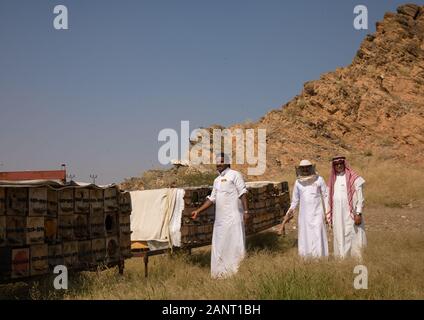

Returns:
191,210,199,220
285,208,294,221
243,211,250,225
354,214,362,226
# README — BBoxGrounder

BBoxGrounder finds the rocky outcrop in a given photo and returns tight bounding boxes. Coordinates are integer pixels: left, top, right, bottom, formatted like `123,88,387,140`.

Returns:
228,4,424,179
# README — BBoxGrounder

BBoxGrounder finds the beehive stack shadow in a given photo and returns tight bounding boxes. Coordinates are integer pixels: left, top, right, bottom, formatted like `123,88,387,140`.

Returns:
179,181,290,248
0,184,132,283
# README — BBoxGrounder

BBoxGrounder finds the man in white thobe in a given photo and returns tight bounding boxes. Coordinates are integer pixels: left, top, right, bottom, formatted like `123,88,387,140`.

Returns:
191,153,249,279
285,160,329,258
326,156,366,260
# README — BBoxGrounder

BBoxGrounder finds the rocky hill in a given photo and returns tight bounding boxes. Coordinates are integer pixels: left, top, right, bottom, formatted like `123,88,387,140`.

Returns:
228,3,424,180
122,4,424,189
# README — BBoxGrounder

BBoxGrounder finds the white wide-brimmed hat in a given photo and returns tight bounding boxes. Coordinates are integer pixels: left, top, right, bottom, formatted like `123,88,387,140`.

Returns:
299,159,313,167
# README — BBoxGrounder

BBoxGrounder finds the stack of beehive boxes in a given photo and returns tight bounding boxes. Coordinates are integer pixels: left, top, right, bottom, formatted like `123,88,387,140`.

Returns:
0,185,132,282
179,181,290,247
180,187,215,246
245,182,290,235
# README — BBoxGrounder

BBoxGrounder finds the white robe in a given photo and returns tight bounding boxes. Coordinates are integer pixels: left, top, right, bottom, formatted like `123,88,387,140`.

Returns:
207,168,247,279
331,174,366,260
290,176,329,258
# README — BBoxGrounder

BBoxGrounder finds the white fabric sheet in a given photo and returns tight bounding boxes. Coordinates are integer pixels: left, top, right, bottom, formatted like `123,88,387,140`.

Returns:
130,188,184,251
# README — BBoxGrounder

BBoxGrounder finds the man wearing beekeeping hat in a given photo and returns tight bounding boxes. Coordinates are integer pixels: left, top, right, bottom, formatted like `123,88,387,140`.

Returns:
280,159,329,258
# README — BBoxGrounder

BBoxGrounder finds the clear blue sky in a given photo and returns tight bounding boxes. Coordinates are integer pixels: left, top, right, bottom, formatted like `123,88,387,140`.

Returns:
0,0,416,184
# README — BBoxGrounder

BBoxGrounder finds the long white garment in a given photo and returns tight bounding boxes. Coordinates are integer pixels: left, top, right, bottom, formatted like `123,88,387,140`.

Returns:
207,168,248,279
290,176,329,258
332,174,366,260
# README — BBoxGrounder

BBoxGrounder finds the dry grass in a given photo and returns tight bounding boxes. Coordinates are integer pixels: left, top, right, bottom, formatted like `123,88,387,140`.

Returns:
2,205,423,300
1,158,423,300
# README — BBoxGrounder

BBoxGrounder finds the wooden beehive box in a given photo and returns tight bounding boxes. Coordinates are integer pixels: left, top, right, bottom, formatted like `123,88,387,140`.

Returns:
119,215,131,259
180,182,290,246
78,240,92,268
181,206,215,246
74,188,90,214
0,215,5,247
26,217,45,245
118,214,131,238
30,244,49,276
74,214,89,240
105,212,119,236
29,187,47,216
58,188,74,215
91,238,106,264
48,244,63,269
89,210,105,238
58,215,74,241
6,216,45,246
104,187,119,213
90,189,104,213
44,217,57,244
119,235,131,259
183,187,212,208
6,187,28,216
0,187,5,214
47,189,58,217
180,187,214,247
118,191,132,215
62,241,78,269
5,216,25,246
0,247,30,280
106,236,120,263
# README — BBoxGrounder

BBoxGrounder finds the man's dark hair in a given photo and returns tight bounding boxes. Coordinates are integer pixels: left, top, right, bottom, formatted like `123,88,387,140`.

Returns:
216,152,231,165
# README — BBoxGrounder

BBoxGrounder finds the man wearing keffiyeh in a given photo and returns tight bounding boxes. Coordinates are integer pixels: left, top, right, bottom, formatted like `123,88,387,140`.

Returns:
326,156,367,260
